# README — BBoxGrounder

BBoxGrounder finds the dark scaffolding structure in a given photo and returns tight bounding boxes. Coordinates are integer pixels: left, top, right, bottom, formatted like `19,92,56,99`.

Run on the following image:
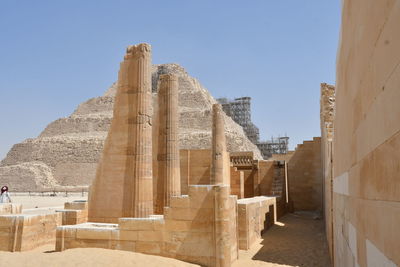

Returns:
217,97,260,144
217,97,289,159
256,137,289,159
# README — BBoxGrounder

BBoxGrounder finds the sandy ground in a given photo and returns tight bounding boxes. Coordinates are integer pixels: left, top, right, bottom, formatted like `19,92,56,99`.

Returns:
1,197,330,267
0,247,199,267
8,194,88,215
233,212,331,267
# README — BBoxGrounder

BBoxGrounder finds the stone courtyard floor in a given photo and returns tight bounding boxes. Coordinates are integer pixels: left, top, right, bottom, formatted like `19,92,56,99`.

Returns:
233,212,331,267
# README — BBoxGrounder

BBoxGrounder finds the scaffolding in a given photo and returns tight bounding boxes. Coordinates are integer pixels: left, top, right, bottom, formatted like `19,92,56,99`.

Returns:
217,97,289,159
217,97,260,144
256,137,289,159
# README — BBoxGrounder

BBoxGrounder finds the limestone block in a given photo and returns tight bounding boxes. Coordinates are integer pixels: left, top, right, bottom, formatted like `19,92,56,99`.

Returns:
176,239,214,257
167,207,214,222
62,227,77,239
179,149,212,187
118,230,139,241
0,203,22,215
169,195,190,208
118,217,164,231
66,238,112,249
237,196,276,250
137,230,164,242
165,219,192,232
188,185,215,208
288,138,323,211
76,228,114,240
165,220,212,233
64,200,88,210
164,207,193,221
57,209,88,226
0,213,61,252
115,240,136,251
135,241,162,255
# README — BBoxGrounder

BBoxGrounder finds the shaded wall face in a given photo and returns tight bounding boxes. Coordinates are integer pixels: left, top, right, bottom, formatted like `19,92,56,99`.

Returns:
243,169,256,198
258,161,275,196
320,83,335,261
322,136,334,260
179,150,211,194
332,1,400,266
179,149,231,194
230,167,244,198
288,138,322,211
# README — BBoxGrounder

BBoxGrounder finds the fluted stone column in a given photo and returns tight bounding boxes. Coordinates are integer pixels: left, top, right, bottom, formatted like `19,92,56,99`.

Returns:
155,74,181,214
213,185,234,267
88,43,153,222
211,105,233,266
211,104,227,185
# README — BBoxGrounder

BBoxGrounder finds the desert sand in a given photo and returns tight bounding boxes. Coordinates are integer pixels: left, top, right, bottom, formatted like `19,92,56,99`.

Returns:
233,212,331,267
1,196,330,267
0,247,199,267
11,193,87,210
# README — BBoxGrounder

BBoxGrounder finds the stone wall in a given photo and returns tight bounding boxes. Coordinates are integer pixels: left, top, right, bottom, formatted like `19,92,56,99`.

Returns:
0,203,22,215
230,166,244,199
269,151,294,162
57,185,238,267
287,137,322,211
57,200,88,226
179,149,231,195
179,149,212,194
237,196,276,250
243,169,258,198
56,185,278,266
0,213,61,251
329,1,400,266
258,161,275,196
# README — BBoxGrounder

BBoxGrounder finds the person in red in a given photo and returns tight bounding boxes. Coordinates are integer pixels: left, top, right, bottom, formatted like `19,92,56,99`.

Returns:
0,186,12,203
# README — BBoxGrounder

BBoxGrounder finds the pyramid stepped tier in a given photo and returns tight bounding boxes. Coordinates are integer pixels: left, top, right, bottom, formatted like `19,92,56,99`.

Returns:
0,64,262,191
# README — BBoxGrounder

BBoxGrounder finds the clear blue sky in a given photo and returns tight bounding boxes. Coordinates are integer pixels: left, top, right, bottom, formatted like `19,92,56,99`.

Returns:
0,0,341,160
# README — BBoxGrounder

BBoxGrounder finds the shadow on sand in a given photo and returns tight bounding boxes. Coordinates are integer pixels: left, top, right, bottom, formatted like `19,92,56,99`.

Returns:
251,213,331,267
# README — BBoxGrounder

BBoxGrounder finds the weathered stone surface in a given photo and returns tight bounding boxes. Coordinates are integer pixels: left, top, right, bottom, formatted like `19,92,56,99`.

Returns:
0,64,261,191
89,43,154,222
328,1,400,266
210,104,228,185
57,184,241,266
155,74,181,214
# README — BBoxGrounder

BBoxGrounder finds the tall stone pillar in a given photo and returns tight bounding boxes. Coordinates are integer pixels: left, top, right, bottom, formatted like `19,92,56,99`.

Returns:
88,43,153,222
211,105,233,266
155,74,181,214
211,104,228,185
213,185,234,267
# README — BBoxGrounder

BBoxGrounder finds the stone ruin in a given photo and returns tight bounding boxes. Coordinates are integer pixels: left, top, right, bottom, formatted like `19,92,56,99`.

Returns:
3,1,399,265
56,44,280,266
0,44,287,267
